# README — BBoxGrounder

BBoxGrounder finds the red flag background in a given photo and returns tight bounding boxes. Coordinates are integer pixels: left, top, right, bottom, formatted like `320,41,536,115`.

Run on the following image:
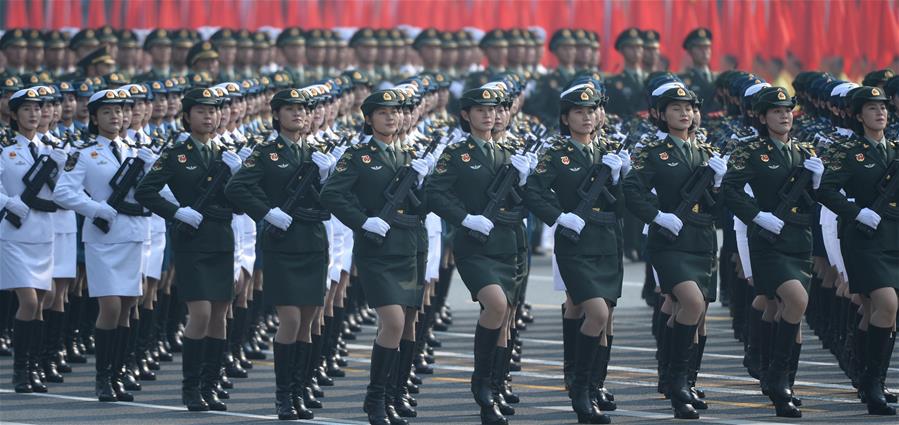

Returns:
3,0,897,77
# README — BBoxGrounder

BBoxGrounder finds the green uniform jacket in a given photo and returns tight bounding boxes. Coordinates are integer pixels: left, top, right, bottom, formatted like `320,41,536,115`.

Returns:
224,135,328,254
604,70,647,117
319,139,426,257
623,135,719,253
523,67,577,128
723,137,817,253
426,137,519,257
134,137,234,252
525,137,624,256
680,67,720,114
817,136,899,251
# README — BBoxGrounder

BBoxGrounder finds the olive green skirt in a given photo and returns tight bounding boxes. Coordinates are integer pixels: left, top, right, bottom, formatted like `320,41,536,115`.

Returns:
750,249,812,299
511,249,529,304
456,253,519,305
557,254,623,306
356,255,422,308
651,250,717,302
843,246,899,295
174,251,234,302
262,250,327,307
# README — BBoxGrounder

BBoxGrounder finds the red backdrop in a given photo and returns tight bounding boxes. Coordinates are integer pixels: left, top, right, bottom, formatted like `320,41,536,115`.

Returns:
4,0,899,72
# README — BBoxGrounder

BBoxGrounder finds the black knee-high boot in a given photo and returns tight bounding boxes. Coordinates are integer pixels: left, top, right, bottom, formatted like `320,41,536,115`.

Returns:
492,345,515,416
881,331,898,403
111,326,135,401
273,342,298,420
289,341,314,418
364,343,395,425
28,319,47,392
471,324,501,407
562,312,579,390
669,322,699,419
200,337,227,411
12,319,33,393
591,336,616,411
656,313,672,397
181,337,209,411
766,320,800,417
570,332,609,424
65,295,87,363
688,335,708,409
93,327,117,401
789,342,802,406
861,325,897,416
744,307,763,379
757,319,774,395
136,308,157,380
393,339,417,418
40,311,64,383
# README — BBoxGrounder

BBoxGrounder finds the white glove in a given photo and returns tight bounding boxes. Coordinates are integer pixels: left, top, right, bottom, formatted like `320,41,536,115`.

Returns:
422,152,437,170
618,149,631,177
803,157,824,189
526,151,539,171
855,207,882,230
753,211,785,235
94,201,118,221
237,146,253,161
653,211,684,236
49,149,68,167
708,154,727,188
174,207,204,229
263,207,293,231
4,195,29,218
137,147,158,172
556,212,586,234
311,151,333,181
331,145,348,161
510,154,530,186
462,214,494,236
221,150,242,174
601,153,623,184
362,217,390,237
411,158,430,185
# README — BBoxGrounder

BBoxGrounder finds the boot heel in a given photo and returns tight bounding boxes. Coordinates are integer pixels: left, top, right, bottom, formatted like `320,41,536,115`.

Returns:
774,400,802,418
479,404,508,425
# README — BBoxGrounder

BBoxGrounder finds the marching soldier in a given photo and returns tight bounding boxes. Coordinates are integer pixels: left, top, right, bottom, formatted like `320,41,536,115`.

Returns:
463,30,508,91
680,28,719,115
525,29,579,128
1,29,28,75
641,30,662,74
605,28,647,118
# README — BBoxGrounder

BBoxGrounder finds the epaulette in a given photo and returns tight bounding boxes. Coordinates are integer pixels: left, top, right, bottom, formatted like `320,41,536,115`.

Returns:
76,138,99,149
641,136,665,149
351,142,367,150
63,151,80,171
446,142,464,151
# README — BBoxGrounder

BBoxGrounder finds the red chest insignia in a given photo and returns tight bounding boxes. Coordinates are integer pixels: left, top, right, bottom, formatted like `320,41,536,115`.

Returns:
856,153,865,162
760,154,769,162
658,152,669,161
90,151,99,158
460,153,471,162
8,151,15,158
269,152,279,161
361,155,371,164
561,156,570,165
177,154,187,163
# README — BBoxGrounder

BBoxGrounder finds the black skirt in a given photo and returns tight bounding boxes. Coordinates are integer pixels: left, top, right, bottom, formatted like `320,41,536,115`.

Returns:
263,250,328,307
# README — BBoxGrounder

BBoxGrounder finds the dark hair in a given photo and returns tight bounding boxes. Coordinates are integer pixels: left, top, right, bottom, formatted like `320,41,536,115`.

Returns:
458,105,472,133
850,100,887,136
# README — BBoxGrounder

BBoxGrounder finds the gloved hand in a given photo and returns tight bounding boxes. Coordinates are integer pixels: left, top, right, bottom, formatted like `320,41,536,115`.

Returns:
222,150,242,174
411,158,430,185
263,207,292,231
653,211,684,236
94,201,118,222
237,146,253,161
174,207,203,229
601,153,623,184
137,147,158,172
803,157,825,189
422,152,437,170
709,154,727,188
331,145,348,161
526,151,539,171
556,212,586,234
618,149,631,177
49,148,68,167
855,207,882,230
362,217,391,237
511,154,530,186
462,214,494,236
753,211,785,235
311,151,333,181
4,195,29,218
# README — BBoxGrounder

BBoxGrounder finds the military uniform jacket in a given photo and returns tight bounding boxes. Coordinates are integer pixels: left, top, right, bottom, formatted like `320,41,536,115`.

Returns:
225,135,328,254
524,67,576,128
0,134,55,243
723,136,816,253
817,136,899,251
605,70,647,117
680,67,720,113
134,137,235,252
623,135,720,253
319,139,426,258
53,135,150,244
526,137,624,256
426,136,519,257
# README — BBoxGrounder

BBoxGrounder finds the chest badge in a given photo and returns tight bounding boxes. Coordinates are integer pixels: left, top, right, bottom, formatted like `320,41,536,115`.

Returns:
370,165,383,170
569,167,581,172
469,164,482,170
8,151,15,158
561,156,570,165
856,153,865,162
177,154,187,163
760,154,769,162
277,163,289,168
361,155,372,164
269,153,279,161
91,151,99,158
461,153,471,162
185,165,197,170
864,163,876,168
659,152,669,161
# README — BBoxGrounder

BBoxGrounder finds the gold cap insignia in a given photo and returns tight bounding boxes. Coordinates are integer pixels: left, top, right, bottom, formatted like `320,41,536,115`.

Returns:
290,90,299,97
677,88,686,96
482,90,491,99
872,88,881,96
202,89,212,97
382,92,393,101
777,91,787,100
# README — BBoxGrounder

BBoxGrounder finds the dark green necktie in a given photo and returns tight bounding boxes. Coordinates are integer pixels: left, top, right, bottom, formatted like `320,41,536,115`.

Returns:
682,141,693,165
783,144,792,167
484,142,495,167
292,142,302,163
877,143,888,162
585,144,594,164
386,145,397,167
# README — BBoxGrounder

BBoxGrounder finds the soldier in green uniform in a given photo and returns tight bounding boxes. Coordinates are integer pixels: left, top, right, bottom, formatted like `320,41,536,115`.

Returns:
133,29,173,82
463,30,508,91
225,88,333,420
623,86,727,419
320,90,430,425
641,30,662,73
278,28,307,86
680,28,720,115
414,28,443,74
722,86,825,418
1,29,28,75
817,86,898,417
427,88,530,425
134,87,243,413
525,29,578,128
605,28,647,118
525,84,622,424
185,42,220,80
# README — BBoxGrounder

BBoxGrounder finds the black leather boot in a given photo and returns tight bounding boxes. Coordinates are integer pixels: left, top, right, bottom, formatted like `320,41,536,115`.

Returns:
744,308,763,379
40,311,64,383
669,322,699,419
498,346,519,404
861,325,897,415
110,327,135,401
788,342,802,406
393,339,417,418
881,331,897,403
562,314,579,390
688,335,707,409
766,320,801,417
471,324,501,407
364,342,395,425
757,320,774,395
28,320,47,392
590,336,616,411
569,331,610,424
290,341,314,419
181,337,209,411
94,328,117,402
272,342,298,420
200,337,227,411
657,322,672,397
492,345,514,416
12,319,33,393
383,347,408,425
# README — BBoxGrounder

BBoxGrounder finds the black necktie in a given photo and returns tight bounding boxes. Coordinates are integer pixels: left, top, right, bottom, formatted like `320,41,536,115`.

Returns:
111,142,122,164
386,145,397,167
27,142,38,161
783,144,792,167
877,143,888,162
585,144,594,164
484,142,495,167
683,141,693,165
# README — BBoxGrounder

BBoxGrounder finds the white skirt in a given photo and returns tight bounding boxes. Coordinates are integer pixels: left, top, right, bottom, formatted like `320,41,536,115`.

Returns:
85,242,144,297
426,232,441,281
734,218,752,279
0,240,53,291
145,232,166,280
52,232,77,279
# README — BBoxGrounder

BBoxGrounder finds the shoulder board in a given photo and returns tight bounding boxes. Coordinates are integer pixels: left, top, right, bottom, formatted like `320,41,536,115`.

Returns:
63,151,80,171
351,143,367,151
76,139,99,149
0,136,14,147
835,136,861,150
446,142,464,151
642,137,665,149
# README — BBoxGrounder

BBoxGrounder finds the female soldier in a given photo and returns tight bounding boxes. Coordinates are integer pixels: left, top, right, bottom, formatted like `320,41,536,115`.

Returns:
54,88,151,402
526,84,622,424
818,86,897,416
623,86,727,420
426,88,530,425
135,87,244,412
321,89,430,425
225,88,334,420
1,87,66,394
723,86,825,417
